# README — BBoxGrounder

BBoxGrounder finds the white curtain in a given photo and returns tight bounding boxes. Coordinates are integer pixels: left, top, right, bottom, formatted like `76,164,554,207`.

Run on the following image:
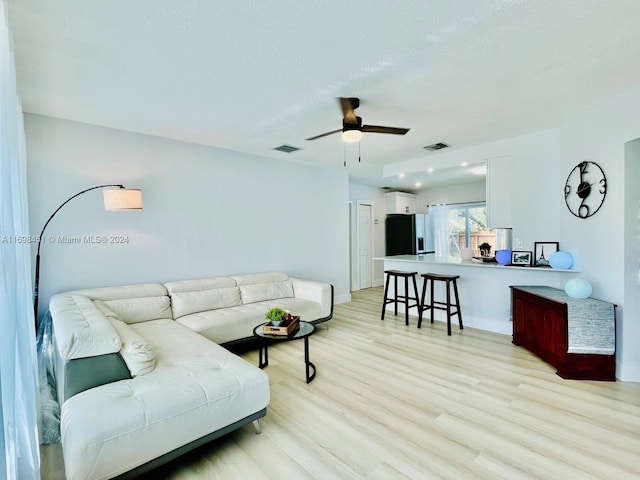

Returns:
430,204,451,258
0,1,41,478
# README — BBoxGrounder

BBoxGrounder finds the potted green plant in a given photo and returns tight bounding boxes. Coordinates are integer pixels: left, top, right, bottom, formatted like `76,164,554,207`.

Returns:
478,242,492,257
264,307,288,326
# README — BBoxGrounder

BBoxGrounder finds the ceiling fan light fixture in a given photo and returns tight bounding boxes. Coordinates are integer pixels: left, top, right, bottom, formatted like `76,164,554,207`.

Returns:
342,129,363,143
307,98,409,142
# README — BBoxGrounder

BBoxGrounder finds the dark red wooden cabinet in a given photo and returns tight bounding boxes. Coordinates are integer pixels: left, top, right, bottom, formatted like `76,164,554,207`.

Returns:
510,286,616,381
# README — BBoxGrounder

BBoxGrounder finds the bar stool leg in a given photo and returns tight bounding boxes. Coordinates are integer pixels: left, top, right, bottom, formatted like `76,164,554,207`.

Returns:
411,274,420,327
394,274,399,316
446,280,452,336
429,277,435,324
381,273,390,320
403,275,410,325
418,277,427,328
453,278,463,330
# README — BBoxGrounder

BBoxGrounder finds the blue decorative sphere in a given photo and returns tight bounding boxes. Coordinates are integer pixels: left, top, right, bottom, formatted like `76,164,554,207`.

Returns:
565,278,592,298
549,251,573,269
495,249,511,265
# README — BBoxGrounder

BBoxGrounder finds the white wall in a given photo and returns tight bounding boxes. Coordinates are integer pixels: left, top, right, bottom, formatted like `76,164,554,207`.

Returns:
26,114,351,317
348,183,386,288
556,83,640,381
415,180,486,212
619,139,640,376
624,138,640,381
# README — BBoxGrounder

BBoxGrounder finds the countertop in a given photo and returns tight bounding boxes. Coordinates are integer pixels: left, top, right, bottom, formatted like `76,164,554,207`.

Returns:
373,254,577,273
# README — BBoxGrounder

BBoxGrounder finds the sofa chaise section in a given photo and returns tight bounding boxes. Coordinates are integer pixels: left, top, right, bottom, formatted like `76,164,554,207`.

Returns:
60,320,269,480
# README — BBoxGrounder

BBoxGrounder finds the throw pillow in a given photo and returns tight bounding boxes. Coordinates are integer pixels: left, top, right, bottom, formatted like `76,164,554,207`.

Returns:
109,319,156,376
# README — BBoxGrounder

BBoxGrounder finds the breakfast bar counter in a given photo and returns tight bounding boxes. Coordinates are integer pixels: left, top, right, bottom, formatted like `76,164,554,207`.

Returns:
374,255,579,335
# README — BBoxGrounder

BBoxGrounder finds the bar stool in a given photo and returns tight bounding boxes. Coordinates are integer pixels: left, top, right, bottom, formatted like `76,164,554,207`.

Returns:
381,270,420,326
418,273,463,335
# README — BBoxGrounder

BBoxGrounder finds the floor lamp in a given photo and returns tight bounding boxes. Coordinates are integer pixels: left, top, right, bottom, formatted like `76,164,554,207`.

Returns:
33,184,143,326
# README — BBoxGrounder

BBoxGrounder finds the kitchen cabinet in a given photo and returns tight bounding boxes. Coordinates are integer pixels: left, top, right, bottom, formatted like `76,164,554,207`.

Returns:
486,157,512,228
510,286,615,381
385,192,416,215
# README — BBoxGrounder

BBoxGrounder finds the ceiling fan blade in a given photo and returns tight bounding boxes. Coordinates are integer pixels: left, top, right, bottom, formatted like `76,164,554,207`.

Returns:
338,97,359,124
305,128,342,141
362,125,410,135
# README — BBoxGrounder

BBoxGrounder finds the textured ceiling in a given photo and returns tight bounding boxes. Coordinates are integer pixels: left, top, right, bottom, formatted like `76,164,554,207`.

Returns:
7,0,640,190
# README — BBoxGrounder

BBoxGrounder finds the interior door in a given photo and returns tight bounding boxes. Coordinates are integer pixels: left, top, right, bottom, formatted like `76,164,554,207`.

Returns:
357,202,373,289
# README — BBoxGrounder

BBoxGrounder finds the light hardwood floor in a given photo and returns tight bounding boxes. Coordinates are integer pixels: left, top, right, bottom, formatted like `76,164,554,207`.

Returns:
42,287,640,479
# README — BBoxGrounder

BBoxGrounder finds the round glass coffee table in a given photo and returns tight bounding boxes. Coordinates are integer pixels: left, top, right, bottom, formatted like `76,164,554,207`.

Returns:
252,321,316,383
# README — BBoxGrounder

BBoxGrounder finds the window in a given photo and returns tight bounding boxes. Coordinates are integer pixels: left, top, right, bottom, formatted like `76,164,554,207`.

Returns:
446,202,495,256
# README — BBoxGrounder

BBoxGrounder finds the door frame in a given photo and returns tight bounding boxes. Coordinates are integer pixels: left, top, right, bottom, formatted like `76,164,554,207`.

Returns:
355,200,375,290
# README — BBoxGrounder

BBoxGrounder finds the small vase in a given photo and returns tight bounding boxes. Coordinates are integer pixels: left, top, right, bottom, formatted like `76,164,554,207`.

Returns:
495,249,511,265
271,320,282,326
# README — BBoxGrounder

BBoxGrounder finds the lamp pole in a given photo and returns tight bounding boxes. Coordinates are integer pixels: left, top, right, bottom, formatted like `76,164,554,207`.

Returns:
33,184,125,326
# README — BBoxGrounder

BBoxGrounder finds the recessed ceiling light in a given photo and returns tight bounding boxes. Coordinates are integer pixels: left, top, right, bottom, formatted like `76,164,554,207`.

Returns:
427,167,434,173
461,162,468,167
415,182,422,187
398,173,405,178
471,165,487,175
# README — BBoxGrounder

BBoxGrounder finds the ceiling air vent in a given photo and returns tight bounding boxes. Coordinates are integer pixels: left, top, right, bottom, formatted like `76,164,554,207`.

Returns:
423,142,450,151
273,144,301,153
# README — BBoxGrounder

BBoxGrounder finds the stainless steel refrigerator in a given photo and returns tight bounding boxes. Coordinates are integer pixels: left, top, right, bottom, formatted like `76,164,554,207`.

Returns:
385,214,435,256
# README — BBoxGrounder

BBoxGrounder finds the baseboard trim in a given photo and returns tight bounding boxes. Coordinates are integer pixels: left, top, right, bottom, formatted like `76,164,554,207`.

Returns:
335,293,352,304
617,362,640,382
381,305,511,336
464,316,512,336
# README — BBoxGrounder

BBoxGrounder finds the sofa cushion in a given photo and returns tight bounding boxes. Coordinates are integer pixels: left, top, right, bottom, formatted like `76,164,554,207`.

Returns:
231,272,289,286
50,293,121,360
66,283,168,301
109,319,156,376
164,277,241,318
176,298,322,344
101,296,172,324
60,320,270,480
231,272,294,305
66,283,172,324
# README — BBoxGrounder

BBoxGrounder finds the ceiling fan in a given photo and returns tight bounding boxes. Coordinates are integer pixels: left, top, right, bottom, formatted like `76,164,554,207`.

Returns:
306,97,410,143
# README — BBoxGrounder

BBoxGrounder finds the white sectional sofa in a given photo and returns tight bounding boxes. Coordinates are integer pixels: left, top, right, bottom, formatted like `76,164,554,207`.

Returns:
49,272,333,480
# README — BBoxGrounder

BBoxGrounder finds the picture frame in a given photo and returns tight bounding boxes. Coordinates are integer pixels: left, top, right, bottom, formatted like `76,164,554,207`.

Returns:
533,242,559,267
511,250,532,266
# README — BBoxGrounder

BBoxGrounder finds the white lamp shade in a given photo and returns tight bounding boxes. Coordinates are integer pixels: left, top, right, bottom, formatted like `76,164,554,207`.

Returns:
103,189,143,211
342,129,363,143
